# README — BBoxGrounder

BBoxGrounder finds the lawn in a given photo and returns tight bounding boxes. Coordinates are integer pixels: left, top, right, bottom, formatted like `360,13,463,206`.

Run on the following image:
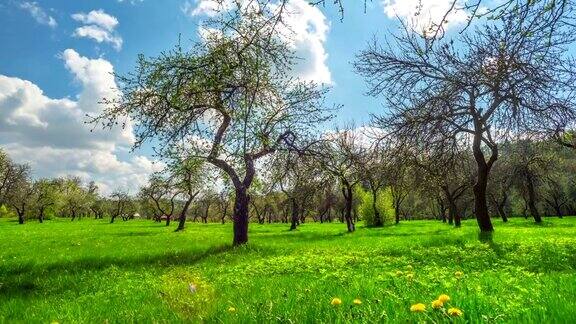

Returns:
1,217,575,323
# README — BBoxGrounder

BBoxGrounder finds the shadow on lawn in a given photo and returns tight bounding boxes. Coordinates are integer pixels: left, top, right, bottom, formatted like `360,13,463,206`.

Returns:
0,244,232,298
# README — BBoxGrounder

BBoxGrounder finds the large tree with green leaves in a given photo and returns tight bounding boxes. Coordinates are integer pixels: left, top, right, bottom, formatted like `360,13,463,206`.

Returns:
94,2,332,245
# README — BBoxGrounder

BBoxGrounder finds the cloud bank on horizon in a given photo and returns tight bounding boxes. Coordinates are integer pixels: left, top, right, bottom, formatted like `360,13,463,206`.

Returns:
0,50,162,195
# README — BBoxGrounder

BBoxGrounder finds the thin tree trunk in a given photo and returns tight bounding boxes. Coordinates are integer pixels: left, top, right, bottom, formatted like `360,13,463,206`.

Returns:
371,188,382,226
290,198,298,231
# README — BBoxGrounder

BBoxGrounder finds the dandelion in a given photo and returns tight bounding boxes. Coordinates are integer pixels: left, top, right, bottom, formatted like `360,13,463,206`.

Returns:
410,303,426,312
454,271,464,278
395,270,404,277
406,265,413,271
448,307,463,317
331,297,342,306
304,288,311,293
353,298,362,305
406,273,414,280
431,300,444,309
228,306,236,313
438,294,450,303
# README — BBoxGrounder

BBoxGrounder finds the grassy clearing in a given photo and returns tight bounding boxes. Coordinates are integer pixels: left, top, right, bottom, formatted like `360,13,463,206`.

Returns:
1,217,575,323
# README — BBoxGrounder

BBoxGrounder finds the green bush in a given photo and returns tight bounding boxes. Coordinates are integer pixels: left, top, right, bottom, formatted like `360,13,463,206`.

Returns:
357,186,395,226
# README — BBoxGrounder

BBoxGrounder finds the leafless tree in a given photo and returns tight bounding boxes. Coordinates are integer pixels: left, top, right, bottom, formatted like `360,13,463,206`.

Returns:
355,10,576,233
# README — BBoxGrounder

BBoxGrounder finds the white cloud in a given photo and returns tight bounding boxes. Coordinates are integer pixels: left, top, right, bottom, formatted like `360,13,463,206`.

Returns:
19,2,57,28
279,0,332,84
382,0,469,36
0,50,161,195
188,0,332,84
72,9,118,31
72,10,123,51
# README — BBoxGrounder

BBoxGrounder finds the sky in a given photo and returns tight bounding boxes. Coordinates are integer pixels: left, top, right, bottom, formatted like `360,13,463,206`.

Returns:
0,0,485,194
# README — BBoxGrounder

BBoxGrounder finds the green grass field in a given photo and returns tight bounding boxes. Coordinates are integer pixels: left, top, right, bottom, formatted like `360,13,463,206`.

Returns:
1,217,575,323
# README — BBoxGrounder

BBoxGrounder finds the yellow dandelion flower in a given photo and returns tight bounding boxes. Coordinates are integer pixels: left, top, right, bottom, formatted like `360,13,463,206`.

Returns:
454,271,464,278
410,303,426,312
431,300,444,309
353,298,362,305
447,307,463,317
331,297,342,306
395,270,404,277
438,294,450,303
228,306,236,313
406,273,414,280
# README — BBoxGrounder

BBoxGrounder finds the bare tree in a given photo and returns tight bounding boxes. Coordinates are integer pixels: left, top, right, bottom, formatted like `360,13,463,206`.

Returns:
355,11,576,233
317,129,362,232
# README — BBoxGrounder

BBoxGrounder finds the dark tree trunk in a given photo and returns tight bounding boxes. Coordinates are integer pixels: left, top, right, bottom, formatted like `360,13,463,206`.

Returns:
17,210,25,224
38,207,45,223
176,197,194,232
289,198,299,230
526,177,541,223
471,133,495,232
165,215,171,226
342,184,355,232
233,188,250,246
371,189,382,227
394,203,400,225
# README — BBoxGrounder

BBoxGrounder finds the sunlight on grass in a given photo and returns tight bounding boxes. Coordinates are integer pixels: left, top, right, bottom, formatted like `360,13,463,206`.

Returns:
0,217,575,322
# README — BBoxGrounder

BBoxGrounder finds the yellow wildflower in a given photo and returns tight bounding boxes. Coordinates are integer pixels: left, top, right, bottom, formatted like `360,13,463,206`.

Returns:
331,297,342,306
395,270,403,277
353,298,362,305
410,303,426,312
431,300,444,309
406,265,413,271
438,294,450,303
406,273,414,280
447,307,463,317
228,307,236,313
454,271,464,278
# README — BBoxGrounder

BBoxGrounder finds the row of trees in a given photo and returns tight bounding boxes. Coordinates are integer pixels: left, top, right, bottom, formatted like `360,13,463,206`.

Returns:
88,0,575,245
3,0,575,247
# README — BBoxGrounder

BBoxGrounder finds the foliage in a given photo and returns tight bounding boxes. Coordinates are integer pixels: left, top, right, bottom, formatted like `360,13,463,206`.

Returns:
356,186,395,226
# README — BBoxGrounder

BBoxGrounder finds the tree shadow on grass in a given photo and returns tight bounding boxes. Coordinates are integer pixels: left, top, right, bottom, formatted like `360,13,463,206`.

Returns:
0,244,233,299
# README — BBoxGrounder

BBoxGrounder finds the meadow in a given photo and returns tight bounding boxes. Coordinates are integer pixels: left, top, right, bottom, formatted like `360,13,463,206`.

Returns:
1,217,575,323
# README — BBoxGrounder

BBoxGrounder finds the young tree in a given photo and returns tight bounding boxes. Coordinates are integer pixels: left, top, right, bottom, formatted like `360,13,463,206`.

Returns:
355,12,576,233
93,2,332,245
110,191,132,223
31,179,59,223
140,175,179,225
318,129,362,232
6,165,32,225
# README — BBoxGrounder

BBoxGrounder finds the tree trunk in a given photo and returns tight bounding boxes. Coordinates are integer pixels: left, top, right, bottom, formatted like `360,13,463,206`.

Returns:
371,189,382,227
233,188,250,246
176,197,194,232
289,198,299,230
165,215,171,226
394,203,400,225
38,207,45,223
472,154,494,232
342,184,355,232
18,211,24,224
526,177,541,223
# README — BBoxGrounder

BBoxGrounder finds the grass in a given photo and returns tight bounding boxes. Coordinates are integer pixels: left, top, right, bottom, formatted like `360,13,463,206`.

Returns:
1,217,575,323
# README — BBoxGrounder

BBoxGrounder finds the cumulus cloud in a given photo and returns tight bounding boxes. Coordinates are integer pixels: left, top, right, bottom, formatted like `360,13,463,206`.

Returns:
72,10,123,51
188,0,332,84
0,50,162,195
19,2,57,28
382,0,469,36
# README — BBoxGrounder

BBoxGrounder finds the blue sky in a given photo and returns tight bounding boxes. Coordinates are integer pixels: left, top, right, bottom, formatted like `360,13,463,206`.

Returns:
0,0,497,193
